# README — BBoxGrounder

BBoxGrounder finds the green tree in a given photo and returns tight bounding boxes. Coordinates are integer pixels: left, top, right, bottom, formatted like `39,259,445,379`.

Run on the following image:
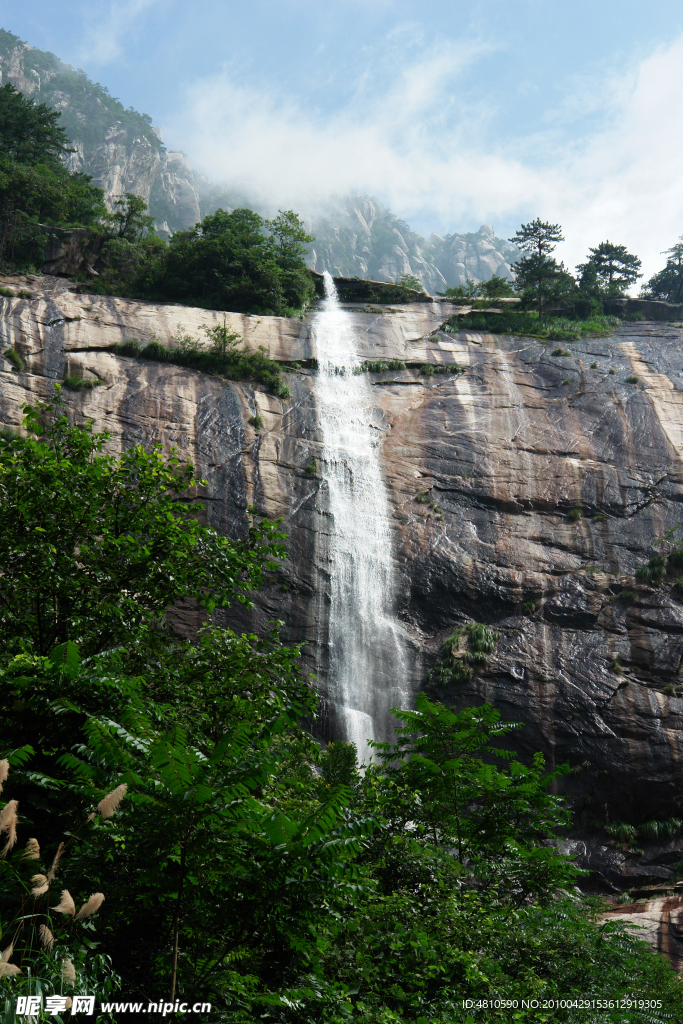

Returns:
0,84,104,270
0,82,70,166
266,209,313,260
479,273,516,298
371,695,576,903
643,236,683,303
104,192,155,241
579,240,642,294
0,392,285,657
509,219,572,320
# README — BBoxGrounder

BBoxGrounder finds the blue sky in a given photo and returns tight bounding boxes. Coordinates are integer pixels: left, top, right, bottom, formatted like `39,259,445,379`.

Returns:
3,0,683,280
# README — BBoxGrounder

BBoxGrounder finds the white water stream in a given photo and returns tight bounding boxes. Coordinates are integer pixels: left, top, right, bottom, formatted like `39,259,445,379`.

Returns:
312,272,408,759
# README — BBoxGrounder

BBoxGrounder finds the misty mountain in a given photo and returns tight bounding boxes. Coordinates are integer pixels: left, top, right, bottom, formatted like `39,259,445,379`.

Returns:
0,28,519,290
305,193,518,290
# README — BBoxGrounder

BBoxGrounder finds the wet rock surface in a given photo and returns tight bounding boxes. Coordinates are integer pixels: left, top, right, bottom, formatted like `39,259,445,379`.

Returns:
601,894,683,972
3,280,683,882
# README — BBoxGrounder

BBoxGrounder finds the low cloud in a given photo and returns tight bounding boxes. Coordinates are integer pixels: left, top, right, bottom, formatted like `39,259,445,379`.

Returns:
168,31,683,282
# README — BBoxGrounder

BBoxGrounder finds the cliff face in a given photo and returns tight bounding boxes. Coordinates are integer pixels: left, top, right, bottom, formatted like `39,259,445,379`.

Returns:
3,276,683,883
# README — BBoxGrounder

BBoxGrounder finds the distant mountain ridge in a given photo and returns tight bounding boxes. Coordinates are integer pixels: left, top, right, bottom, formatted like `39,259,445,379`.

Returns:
0,28,519,290
306,194,519,290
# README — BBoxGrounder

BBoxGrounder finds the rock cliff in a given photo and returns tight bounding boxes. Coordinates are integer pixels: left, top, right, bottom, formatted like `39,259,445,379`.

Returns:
3,275,683,887
306,194,519,291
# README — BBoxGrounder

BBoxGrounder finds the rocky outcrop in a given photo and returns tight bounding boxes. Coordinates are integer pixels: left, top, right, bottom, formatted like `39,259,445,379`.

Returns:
306,195,519,291
4,278,683,887
427,223,520,287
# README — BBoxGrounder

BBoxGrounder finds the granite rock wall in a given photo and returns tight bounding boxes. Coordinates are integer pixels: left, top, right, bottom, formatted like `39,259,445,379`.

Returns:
3,277,683,884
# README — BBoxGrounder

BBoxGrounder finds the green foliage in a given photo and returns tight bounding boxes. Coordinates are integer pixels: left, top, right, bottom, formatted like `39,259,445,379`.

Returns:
590,361,598,368
635,554,667,586
2,347,23,372
359,359,407,372
440,278,481,299
625,374,639,384
508,219,573,319
450,308,620,340
248,414,264,430
0,82,70,166
616,589,638,603
371,696,575,897
605,821,639,844
305,457,318,477
479,274,516,297
578,240,642,295
103,192,155,241
425,623,498,687
61,374,104,391
152,208,315,315
110,330,290,398
0,392,286,656
639,818,683,840
643,236,683,303
0,81,105,270
567,508,583,520
395,273,425,293
414,490,442,518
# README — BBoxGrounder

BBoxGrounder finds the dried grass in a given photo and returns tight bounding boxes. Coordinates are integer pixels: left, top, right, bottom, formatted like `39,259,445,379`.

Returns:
47,841,64,882
0,962,21,977
52,890,76,916
97,783,128,819
30,873,49,896
0,759,8,795
62,958,76,986
39,924,55,952
74,892,105,921
0,798,18,857
23,837,40,860
1,943,13,963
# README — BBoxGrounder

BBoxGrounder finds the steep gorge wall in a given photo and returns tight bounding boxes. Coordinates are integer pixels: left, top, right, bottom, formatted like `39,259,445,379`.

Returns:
3,278,683,885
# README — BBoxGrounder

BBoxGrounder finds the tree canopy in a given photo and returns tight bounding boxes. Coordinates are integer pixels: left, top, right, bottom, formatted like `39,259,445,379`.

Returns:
0,83,70,166
643,236,683,303
578,240,642,294
0,392,284,656
509,219,572,319
0,83,104,269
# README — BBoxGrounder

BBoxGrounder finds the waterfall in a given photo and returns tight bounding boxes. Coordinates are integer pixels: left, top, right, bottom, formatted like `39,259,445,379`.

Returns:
313,272,408,760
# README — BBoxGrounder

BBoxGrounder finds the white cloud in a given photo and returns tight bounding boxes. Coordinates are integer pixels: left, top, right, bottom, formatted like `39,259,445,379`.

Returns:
76,0,164,65
168,30,683,283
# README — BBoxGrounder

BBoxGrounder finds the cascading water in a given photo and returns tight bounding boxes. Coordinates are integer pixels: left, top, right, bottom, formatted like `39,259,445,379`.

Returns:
313,272,408,759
